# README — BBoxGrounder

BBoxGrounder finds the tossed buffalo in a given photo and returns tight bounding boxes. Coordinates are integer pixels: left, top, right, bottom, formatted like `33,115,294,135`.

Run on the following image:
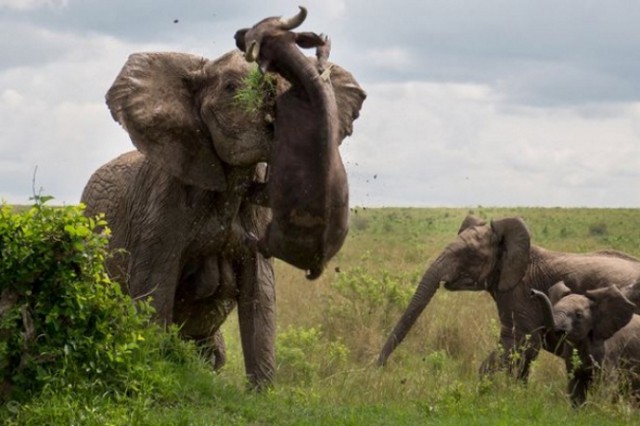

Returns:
235,6,366,279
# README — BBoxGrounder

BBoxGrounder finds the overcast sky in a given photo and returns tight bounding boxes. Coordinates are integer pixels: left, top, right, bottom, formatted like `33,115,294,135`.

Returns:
2,0,640,207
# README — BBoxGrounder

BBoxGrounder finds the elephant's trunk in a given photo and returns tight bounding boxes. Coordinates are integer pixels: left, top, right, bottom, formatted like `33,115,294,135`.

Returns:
530,289,556,331
377,258,445,366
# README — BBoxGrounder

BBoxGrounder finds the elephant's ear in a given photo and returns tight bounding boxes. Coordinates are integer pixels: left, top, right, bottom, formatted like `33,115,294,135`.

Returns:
106,52,226,191
491,217,531,292
329,63,367,143
549,281,572,305
586,286,636,341
457,214,486,235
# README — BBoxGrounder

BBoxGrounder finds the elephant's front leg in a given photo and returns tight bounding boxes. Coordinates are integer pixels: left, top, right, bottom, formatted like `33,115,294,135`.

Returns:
175,256,238,371
127,245,182,325
237,253,276,390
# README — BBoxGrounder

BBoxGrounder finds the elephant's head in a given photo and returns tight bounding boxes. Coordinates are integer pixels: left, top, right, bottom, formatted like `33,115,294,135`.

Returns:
536,281,636,344
106,46,364,192
106,50,274,192
377,215,531,365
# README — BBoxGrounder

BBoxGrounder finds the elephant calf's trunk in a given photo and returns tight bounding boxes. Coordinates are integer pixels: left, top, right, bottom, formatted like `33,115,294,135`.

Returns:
530,289,556,331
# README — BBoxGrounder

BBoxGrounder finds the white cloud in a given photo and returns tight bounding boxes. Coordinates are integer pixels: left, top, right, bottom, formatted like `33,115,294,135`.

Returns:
1,89,24,107
0,30,180,204
344,82,640,207
365,47,413,71
2,2,640,208
0,0,67,11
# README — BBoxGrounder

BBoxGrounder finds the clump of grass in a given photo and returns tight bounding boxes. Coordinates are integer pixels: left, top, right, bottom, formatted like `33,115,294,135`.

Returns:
234,66,277,113
588,221,608,236
350,214,370,232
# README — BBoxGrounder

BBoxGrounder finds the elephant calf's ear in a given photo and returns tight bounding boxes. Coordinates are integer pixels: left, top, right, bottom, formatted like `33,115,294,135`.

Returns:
549,281,572,305
587,286,636,341
457,215,486,234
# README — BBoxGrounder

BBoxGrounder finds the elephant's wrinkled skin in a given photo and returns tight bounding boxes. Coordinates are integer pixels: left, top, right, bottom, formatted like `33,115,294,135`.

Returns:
82,45,363,389
235,7,366,279
532,283,640,406
378,215,640,384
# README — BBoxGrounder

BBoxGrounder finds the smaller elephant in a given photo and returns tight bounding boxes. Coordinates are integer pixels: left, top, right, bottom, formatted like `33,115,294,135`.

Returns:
235,7,365,279
377,214,640,382
532,282,640,406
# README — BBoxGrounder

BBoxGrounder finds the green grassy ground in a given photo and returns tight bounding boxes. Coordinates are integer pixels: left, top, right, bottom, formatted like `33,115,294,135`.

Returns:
7,207,640,425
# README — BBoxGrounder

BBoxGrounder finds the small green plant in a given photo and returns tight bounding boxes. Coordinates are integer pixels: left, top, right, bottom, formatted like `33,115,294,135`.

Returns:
567,347,583,381
234,66,277,114
276,326,349,385
329,266,415,316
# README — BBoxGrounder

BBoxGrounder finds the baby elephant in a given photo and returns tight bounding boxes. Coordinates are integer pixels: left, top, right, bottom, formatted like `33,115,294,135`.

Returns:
532,282,640,406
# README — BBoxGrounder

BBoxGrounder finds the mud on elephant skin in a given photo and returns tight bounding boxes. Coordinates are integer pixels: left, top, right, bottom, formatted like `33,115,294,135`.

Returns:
532,283,640,406
377,214,640,383
235,6,366,280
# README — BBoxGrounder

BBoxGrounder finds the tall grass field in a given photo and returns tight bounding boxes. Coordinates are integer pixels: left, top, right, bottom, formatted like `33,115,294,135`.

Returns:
3,206,640,425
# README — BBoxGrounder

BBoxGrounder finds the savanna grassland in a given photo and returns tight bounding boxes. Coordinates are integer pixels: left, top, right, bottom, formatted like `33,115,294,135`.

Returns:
212,207,640,425
5,207,640,425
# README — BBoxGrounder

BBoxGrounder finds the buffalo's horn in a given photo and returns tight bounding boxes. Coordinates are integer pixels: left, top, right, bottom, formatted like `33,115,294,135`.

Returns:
245,40,260,62
279,6,307,30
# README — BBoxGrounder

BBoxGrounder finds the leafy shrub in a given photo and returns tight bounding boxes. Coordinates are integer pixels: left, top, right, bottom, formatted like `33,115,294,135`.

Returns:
321,266,417,361
328,266,415,325
0,196,192,403
276,326,349,385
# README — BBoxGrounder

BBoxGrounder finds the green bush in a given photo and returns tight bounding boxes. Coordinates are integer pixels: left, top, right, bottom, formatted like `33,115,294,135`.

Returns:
276,326,349,385
327,266,415,328
0,196,192,404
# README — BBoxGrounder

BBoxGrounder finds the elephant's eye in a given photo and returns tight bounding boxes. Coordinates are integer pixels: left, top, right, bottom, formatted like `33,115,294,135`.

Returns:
224,82,238,93
575,311,583,320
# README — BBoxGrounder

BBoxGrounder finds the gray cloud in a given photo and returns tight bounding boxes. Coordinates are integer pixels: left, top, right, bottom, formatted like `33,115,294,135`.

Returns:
1,1,640,207
345,0,640,106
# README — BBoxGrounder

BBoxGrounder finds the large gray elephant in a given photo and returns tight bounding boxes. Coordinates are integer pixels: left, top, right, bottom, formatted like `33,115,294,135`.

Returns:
82,37,365,388
377,215,640,383
532,283,640,406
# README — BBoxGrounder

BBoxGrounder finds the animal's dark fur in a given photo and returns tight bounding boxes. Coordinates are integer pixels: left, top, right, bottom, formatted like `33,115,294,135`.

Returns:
235,8,349,279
